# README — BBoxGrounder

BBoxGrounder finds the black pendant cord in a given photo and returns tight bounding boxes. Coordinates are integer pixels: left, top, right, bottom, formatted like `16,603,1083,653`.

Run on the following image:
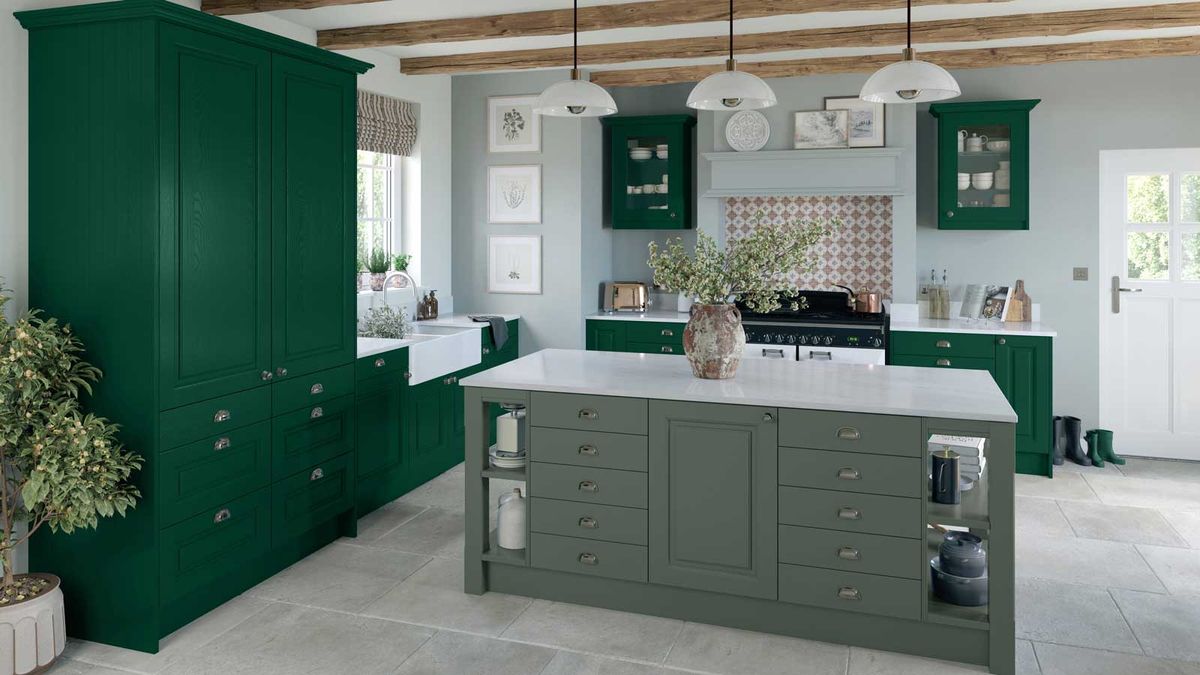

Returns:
573,0,579,69
906,0,912,49
728,0,734,60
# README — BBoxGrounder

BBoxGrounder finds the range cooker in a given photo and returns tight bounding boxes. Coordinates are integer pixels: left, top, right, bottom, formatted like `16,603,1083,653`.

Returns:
736,291,888,365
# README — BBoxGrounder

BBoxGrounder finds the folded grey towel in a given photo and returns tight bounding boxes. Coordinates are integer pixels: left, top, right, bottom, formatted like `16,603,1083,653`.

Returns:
469,315,508,351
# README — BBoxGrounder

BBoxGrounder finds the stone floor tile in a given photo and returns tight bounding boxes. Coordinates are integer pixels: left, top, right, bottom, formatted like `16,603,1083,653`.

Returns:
353,501,428,543
1014,578,1141,653
1035,640,1200,674
1016,532,1165,592
1117,459,1200,483
1112,589,1200,662
539,651,678,675
394,631,554,675
247,541,430,612
667,622,848,675
847,647,986,674
1016,497,1074,537
1016,640,1041,675
1161,510,1200,549
1015,473,1098,502
502,600,683,663
372,507,465,559
1085,475,1200,511
1135,545,1200,595
1057,501,1187,547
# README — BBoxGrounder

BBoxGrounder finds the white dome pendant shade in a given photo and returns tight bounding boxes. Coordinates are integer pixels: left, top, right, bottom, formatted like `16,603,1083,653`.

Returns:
534,68,618,117
860,0,960,104
686,0,776,111
535,0,617,118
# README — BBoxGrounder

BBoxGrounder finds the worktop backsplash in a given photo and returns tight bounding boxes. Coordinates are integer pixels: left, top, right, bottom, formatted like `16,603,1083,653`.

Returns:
725,195,893,299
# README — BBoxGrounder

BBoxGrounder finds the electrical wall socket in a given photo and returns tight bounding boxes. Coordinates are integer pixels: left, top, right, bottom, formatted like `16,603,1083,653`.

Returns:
1073,267,1089,281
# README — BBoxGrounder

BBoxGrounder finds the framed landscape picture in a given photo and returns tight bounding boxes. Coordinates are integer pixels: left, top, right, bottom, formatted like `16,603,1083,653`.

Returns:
488,95,541,153
487,164,541,224
793,110,849,149
824,95,885,148
488,235,542,294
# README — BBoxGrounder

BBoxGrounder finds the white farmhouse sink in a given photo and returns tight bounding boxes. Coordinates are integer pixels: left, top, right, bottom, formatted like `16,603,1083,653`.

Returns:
356,326,481,385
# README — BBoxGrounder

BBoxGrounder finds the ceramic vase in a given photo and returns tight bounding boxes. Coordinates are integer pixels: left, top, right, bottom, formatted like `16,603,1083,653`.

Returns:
369,273,386,292
0,574,66,674
683,304,746,379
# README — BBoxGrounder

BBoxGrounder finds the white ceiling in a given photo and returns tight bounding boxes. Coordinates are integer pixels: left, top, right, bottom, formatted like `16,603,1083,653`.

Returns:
265,0,1200,73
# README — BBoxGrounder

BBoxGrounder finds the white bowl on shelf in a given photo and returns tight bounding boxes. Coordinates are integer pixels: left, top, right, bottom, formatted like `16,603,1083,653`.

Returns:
629,148,652,161
986,139,1010,152
971,172,994,190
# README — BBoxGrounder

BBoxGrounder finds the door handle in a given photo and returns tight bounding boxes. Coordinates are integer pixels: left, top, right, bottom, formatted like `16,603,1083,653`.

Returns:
936,358,952,366
762,348,786,358
578,445,598,456
809,350,832,360
837,507,862,520
578,516,598,529
578,409,599,421
837,467,861,481
213,437,231,451
836,427,861,441
213,508,231,524
578,480,598,493
1111,275,1144,314
660,345,674,353
660,328,675,337
578,552,598,565
310,383,324,395
837,586,862,601
310,467,325,481
310,406,324,419
837,547,862,561
936,339,952,349
213,409,231,423
374,357,386,368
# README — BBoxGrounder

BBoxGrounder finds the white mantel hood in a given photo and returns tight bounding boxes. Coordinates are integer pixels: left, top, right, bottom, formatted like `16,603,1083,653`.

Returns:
702,148,905,197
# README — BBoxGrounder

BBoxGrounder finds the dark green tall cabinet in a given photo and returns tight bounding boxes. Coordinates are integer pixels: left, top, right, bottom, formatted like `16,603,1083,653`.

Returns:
602,115,695,229
17,0,370,653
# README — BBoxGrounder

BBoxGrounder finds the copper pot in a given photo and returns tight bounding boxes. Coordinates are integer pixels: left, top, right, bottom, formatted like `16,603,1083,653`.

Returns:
837,285,883,314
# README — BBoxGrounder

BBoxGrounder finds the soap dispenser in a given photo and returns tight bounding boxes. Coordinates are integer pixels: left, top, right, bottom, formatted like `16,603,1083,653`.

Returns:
428,290,439,319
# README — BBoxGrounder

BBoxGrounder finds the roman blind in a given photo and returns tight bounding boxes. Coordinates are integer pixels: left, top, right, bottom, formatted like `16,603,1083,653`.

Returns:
357,90,417,157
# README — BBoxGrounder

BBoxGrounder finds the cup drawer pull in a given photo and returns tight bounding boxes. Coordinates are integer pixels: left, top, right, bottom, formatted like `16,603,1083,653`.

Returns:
578,408,599,421
310,467,325,481
837,507,862,521
660,345,674,354
837,586,862,601
936,339,952,349
213,409,231,423
578,480,598,493
660,328,675,337
310,406,324,419
836,427,861,441
213,508,231,524
578,445,598,456
374,357,386,368
213,437,231,451
837,547,861,561
578,516,598,529
936,358,952,367
837,467,861,481
578,553,598,566
310,383,324,395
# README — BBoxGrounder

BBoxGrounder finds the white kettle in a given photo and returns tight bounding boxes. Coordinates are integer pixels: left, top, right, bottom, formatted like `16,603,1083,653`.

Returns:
497,488,527,550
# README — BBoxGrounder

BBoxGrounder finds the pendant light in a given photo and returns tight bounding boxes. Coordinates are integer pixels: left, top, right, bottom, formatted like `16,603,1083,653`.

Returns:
687,0,776,110
860,0,960,103
534,0,617,117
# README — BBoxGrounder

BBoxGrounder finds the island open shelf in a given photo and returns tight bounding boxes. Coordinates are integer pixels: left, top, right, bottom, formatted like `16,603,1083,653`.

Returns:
924,527,990,630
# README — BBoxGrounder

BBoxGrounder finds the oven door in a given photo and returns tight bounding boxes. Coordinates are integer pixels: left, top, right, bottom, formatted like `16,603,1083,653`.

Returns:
800,346,886,365
743,343,798,361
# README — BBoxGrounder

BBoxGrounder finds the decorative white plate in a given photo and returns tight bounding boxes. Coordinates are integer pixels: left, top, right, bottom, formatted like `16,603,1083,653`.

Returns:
725,110,770,152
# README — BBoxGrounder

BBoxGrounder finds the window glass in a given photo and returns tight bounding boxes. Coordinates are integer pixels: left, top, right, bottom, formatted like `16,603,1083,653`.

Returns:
1126,174,1169,223
1127,231,1169,280
356,151,399,268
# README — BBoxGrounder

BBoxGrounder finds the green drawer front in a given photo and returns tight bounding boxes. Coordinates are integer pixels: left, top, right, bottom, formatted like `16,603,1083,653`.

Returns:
531,392,648,435
778,563,920,620
779,410,921,457
889,353,995,374
271,394,355,479
159,421,272,526
625,322,685,344
779,486,921,539
160,386,272,450
159,487,271,603
356,347,407,382
271,453,354,544
531,497,647,546
530,462,648,509
779,525,922,580
627,341,682,356
531,427,648,472
272,364,354,416
530,532,647,582
779,447,922,498
890,331,996,359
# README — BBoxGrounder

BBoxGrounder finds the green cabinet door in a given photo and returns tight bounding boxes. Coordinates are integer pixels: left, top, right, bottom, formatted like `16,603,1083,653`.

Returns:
648,400,778,600
355,375,404,479
602,115,695,229
585,320,626,352
995,336,1053,474
271,55,357,379
159,25,273,408
404,376,451,483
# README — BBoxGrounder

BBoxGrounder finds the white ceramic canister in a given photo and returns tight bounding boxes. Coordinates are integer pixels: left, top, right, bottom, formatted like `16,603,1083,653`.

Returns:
498,488,527,550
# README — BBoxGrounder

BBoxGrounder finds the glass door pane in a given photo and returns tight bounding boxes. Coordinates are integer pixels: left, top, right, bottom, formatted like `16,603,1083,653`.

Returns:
622,133,671,216
954,122,1013,211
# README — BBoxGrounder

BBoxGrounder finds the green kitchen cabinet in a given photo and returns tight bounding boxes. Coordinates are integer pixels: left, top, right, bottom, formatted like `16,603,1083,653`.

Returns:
648,400,778,599
405,375,457,485
586,319,627,351
354,350,407,515
929,100,1039,230
18,0,370,652
602,115,696,229
585,319,685,355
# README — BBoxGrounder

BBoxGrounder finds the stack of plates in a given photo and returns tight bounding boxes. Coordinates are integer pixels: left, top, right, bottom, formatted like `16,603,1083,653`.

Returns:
489,445,526,470
629,148,652,161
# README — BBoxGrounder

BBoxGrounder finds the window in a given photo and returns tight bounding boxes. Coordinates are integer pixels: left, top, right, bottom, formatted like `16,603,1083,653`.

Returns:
357,150,401,267
1124,172,1200,282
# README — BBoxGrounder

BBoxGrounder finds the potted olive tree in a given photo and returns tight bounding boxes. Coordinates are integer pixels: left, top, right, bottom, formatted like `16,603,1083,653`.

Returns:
648,216,834,379
0,288,141,673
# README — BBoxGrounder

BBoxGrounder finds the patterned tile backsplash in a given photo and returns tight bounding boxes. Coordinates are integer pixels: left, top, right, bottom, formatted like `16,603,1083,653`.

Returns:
725,195,893,299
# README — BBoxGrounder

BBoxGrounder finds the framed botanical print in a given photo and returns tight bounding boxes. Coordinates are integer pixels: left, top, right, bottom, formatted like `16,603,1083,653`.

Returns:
488,95,541,153
824,95,886,148
488,235,542,294
487,165,541,224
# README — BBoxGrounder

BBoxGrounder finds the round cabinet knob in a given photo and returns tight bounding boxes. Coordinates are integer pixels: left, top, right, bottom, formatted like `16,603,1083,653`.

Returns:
260,371,273,381
997,337,1007,345
276,366,288,377
947,210,956,218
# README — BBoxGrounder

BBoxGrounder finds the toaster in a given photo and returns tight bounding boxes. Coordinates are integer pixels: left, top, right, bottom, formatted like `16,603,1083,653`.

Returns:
602,282,649,312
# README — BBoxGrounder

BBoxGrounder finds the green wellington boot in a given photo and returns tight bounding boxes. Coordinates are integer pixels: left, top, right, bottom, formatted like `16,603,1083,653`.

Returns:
1095,429,1126,465
1085,429,1104,468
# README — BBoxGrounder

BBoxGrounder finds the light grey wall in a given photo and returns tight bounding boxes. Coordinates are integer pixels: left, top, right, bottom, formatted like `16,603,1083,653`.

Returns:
451,70,608,352
914,55,1200,428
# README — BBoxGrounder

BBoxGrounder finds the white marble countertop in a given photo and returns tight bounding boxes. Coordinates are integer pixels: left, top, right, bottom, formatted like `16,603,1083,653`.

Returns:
460,349,1017,423
356,336,426,359
587,310,691,323
414,313,521,329
891,318,1057,337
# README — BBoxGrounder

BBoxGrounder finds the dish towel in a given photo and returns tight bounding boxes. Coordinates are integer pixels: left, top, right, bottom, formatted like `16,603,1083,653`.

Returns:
469,315,508,351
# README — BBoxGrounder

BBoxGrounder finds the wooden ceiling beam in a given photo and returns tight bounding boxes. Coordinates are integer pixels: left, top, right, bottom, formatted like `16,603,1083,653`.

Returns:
398,2,1200,75
315,0,1014,51
204,0,387,17
587,34,1200,87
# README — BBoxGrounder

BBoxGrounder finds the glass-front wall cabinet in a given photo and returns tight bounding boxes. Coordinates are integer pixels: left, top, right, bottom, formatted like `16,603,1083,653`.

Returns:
931,100,1040,230
603,114,695,230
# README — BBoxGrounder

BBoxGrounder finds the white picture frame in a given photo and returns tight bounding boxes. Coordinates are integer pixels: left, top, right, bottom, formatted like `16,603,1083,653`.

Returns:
488,235,542,295
793,110,849,149
824,95,886,148
488,95,541,153
487,165,542,224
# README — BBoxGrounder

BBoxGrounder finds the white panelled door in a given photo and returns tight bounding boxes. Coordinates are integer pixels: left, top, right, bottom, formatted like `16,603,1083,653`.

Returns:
1099,149,1200,460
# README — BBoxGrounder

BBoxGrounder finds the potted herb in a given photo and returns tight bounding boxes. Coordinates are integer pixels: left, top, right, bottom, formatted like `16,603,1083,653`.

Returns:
366,249,391,291
391,254,413,288
0,288,141,672
647,216,833,379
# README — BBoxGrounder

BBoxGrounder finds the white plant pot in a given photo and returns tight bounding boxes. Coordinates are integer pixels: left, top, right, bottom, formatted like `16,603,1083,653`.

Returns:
0,575,66,675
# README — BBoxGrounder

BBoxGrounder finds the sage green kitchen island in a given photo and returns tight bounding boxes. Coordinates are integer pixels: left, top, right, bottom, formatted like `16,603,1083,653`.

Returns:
460,349,1018,674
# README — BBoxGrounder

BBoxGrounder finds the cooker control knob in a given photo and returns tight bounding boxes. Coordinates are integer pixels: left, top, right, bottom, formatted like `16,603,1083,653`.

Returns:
786,335,796,344
775,334,786,344
823,336,834,346
797,335,808,345
870,337,883,348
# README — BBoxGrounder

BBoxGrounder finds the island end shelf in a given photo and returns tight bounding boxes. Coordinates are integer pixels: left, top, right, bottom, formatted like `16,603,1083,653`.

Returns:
461,349,1016,675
